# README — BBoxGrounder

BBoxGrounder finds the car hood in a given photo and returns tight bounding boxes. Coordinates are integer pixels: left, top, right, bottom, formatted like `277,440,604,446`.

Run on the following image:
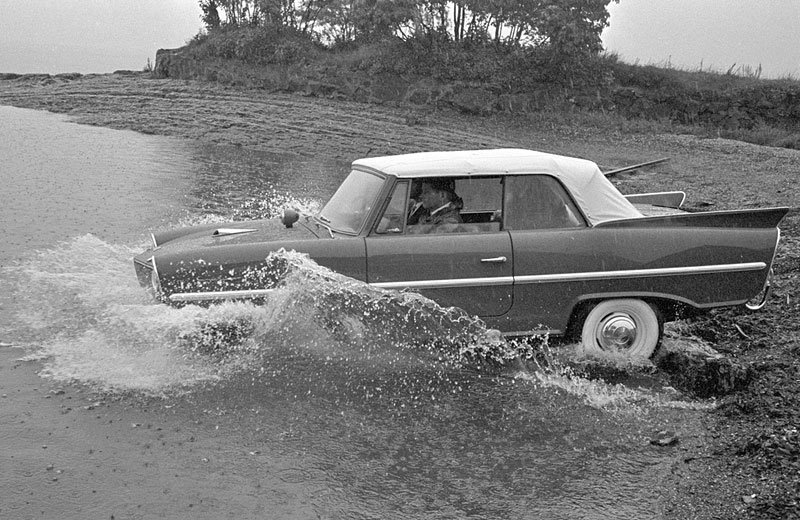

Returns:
149,216,327,254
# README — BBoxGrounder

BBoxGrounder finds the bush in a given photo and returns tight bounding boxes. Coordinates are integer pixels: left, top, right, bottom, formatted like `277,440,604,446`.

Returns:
343,37,614,90
188,26,319,66
180,26,800,151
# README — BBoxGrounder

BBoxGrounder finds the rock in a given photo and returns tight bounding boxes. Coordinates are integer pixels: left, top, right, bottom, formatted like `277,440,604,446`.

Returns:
154,48,178,78
154,48,201,80
650,430,679,447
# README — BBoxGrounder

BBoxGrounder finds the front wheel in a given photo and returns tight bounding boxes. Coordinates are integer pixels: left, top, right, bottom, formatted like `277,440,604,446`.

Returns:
580,299,662,360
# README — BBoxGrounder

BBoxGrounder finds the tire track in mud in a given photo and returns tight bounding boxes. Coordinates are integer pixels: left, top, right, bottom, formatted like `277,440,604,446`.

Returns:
0,74,511,160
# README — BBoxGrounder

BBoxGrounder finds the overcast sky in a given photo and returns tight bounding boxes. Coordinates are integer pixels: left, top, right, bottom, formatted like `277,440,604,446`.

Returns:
0,0,202,73
602,1,800,78
0,1,798,79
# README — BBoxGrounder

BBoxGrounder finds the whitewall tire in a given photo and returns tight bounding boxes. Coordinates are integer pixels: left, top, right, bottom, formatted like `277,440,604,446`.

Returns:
580,299,661,360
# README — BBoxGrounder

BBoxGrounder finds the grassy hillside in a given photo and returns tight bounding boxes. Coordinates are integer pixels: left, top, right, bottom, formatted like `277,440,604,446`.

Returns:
156,29,800,150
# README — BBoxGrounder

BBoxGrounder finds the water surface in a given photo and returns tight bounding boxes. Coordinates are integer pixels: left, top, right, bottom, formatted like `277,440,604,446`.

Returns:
0,106,704,519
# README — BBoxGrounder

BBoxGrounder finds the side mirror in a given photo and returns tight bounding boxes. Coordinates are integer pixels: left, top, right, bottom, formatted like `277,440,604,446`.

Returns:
281,208,300,228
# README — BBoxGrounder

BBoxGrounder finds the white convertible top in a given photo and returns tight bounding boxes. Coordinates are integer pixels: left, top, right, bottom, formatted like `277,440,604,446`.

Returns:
352,148,642,225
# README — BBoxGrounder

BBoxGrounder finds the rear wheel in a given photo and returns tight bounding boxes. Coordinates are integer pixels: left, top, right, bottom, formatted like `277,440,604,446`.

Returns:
580,299,661,359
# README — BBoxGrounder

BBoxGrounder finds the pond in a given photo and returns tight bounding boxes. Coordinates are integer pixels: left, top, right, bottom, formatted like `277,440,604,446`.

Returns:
0,106,705,519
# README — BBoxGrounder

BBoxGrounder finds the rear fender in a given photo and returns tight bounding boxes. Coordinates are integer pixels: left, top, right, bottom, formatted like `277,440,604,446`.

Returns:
596,207,789,230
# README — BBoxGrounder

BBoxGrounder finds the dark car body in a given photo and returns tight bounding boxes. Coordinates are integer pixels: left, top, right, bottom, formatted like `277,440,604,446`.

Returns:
134,149,787,356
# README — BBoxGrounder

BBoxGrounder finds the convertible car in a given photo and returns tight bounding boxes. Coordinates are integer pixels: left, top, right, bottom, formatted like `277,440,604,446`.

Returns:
134,149,788,359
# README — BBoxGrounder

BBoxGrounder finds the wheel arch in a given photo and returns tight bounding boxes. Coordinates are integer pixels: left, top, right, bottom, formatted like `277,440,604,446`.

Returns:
563,292,694,341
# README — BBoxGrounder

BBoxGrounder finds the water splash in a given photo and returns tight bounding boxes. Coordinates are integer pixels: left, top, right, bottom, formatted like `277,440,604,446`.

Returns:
228,188,321,221
2,235,704,412
511,339,714,412
3,235,236,394
1,236,506,398
153,190,322,236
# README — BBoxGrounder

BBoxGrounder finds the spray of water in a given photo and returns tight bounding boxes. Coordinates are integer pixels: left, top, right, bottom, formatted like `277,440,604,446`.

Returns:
2,232,702,411
1,235,513,397
229,188,321,221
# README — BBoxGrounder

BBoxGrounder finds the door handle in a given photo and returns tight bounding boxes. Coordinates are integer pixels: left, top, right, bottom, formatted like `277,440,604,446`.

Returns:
480,256,507,263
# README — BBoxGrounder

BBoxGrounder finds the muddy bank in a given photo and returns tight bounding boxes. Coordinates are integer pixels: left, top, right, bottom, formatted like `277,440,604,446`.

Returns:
151,47,800,138
2,72,799,518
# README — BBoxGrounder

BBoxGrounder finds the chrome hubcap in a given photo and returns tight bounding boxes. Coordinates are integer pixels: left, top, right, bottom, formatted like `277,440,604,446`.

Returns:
598,313,637,349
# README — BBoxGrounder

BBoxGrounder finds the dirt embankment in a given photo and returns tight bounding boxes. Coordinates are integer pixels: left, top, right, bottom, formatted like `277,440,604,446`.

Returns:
150,47,800,140
1,72,799,518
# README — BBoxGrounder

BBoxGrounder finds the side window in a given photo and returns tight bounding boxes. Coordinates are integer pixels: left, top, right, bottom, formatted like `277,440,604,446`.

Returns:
456,177,503,228
405,176,504,235
374,180,409,234
504,175,586,231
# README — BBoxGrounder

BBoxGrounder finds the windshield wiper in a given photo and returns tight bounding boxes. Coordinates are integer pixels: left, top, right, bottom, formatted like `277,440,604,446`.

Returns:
312,215,334,238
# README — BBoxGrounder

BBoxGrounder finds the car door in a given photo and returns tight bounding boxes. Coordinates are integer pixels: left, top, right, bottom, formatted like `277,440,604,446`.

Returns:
365,178,513,318
504,174,590,333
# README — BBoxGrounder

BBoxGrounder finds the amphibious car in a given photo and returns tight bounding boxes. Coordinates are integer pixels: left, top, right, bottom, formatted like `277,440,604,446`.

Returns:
134,149,787,359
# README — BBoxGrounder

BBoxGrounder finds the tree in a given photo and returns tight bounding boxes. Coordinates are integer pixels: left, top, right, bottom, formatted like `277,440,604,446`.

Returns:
200,0,222,30
199,0,261,28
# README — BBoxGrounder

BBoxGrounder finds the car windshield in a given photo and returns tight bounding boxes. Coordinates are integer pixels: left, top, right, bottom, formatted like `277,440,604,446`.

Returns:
317,169,386,234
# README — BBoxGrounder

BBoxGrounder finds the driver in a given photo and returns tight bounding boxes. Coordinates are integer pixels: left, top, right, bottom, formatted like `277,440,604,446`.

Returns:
415,178,463,227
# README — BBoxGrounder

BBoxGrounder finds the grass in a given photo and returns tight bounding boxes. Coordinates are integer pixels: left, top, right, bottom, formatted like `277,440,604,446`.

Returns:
172,31,800,151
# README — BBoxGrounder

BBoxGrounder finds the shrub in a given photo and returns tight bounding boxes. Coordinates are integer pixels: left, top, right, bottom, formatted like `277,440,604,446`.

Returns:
187,26,319,65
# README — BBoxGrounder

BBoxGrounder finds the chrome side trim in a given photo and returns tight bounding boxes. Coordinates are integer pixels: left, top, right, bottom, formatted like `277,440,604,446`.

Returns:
165,262,767,303
169,288,276,302
371,262,766,291
503,328,561,337
372,276,514,290
515,262,767,284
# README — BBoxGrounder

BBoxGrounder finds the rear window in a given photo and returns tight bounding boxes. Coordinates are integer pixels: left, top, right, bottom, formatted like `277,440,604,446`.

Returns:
503,175,585,230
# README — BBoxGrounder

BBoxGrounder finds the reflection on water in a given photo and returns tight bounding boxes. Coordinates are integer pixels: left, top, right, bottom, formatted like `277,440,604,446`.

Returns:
0,106,192,258
0,105,345,263
0,106,702,519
